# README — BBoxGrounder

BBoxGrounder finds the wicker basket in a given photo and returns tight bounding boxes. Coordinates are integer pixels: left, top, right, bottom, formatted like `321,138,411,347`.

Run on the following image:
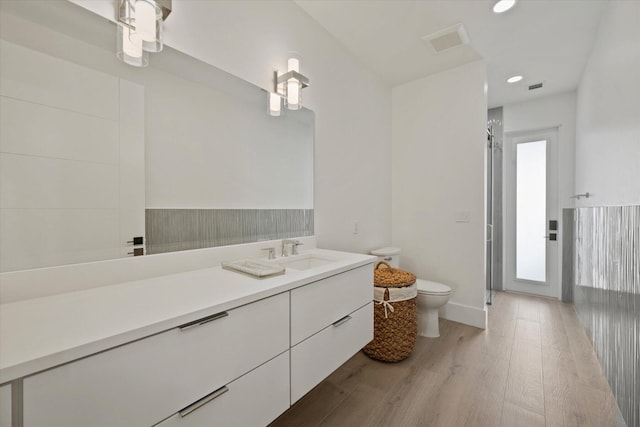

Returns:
363,261,418,362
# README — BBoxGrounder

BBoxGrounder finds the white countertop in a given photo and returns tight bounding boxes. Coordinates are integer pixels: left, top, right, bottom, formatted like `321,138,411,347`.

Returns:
0,249,376,383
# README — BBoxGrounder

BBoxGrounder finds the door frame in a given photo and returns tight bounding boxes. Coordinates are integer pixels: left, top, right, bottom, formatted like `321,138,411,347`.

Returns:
503,127,560,298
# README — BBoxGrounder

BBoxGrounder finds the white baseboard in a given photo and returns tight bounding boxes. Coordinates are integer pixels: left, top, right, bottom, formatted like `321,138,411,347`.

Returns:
440,301,487,329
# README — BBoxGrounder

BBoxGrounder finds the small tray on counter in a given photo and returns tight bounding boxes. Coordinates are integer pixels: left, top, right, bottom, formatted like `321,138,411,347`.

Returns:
221,259,285,278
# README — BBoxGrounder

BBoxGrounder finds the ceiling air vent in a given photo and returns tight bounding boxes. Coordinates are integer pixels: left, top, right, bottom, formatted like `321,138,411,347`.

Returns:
528,82,543,90
422,23,470,53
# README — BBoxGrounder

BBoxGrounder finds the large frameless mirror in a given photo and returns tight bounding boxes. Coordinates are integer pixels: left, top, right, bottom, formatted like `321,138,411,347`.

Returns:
0,0,314,273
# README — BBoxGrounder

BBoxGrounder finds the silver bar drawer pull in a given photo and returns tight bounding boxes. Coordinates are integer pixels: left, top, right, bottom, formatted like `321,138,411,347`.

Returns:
179,385,229,418
179,311,228,331
332,315,352,327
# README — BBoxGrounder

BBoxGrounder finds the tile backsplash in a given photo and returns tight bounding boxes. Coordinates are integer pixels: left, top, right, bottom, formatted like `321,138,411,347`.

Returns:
146,209,314,255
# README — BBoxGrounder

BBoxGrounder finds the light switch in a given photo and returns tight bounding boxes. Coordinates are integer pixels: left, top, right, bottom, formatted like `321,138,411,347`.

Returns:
455,210,471,223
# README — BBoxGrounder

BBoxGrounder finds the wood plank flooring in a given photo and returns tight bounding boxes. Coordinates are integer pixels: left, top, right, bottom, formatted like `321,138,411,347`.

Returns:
270,291,619,427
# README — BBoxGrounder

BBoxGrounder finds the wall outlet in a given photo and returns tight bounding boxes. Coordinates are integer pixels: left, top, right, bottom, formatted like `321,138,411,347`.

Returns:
455,210,471,223
353,221,359,234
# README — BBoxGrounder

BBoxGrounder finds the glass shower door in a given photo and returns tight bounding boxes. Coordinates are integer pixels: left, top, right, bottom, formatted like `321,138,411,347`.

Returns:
486,127,493,305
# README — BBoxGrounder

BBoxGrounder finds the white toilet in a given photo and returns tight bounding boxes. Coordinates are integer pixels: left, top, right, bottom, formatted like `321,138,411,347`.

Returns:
371,247,452,338
415,279,451,338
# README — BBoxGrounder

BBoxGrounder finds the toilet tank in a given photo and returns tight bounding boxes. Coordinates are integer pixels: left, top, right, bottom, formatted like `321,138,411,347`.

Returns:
370,247,401,269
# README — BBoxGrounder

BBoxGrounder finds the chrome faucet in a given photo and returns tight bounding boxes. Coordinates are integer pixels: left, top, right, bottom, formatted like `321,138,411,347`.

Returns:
281,239,302,257
291,240,303,255
261,247,276,260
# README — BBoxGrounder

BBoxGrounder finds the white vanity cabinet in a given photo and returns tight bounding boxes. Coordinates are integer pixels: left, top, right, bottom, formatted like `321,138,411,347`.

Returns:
22,293,289,427
4,252,376,427
290,264,374,403
155,351,289,427
0,383,10,427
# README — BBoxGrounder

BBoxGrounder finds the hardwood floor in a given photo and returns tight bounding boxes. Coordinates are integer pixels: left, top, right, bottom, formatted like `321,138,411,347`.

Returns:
270,291,619,427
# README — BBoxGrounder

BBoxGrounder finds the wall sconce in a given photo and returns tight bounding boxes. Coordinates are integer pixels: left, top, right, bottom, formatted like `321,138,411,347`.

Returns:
116,0,172,67
270,54,310,116
268,91,282,117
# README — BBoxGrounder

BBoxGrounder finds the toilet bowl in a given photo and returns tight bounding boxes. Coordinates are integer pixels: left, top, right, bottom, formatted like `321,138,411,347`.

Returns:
370,247,452,339
416,279,452,338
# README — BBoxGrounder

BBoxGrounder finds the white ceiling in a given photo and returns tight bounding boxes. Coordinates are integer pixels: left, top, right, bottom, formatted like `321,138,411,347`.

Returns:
295,0,607,108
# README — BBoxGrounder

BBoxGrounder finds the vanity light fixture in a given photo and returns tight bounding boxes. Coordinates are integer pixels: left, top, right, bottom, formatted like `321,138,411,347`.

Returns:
116,0,172,67
493,0,517,14
274,54,310,111
268,90,282,117
507,75,523,83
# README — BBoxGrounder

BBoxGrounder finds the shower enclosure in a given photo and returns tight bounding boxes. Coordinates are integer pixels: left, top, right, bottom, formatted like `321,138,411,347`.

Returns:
486,108,504,304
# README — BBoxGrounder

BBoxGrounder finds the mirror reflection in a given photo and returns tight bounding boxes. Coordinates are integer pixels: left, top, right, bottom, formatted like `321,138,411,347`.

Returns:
0,0,314,273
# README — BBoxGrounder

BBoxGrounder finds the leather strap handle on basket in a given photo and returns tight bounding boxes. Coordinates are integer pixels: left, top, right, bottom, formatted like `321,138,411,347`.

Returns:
375,261,393,270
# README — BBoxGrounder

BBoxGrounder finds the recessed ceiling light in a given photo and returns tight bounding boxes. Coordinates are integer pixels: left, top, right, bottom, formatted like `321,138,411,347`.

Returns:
493,0,517,14
507,75,523,83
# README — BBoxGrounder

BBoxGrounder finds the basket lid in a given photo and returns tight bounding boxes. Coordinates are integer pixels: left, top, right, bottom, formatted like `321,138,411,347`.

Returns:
373,261,416,288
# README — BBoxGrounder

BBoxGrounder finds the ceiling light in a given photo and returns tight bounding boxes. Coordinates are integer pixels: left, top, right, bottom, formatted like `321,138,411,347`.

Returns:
507,75,523,83
493,0,517,14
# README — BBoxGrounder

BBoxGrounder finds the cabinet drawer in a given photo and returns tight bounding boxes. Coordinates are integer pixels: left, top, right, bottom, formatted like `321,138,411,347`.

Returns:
291,264,373,345
23,293,289,427
156,351,290,427
291,302,373,403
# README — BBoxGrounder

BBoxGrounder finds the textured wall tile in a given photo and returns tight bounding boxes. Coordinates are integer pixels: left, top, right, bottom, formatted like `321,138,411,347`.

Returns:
562,208,574,302
146,209,313,254
573,205,639,427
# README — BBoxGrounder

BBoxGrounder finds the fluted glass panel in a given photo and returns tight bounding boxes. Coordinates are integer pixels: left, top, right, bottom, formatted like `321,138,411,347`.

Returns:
146,209,314,254
573,205,640,427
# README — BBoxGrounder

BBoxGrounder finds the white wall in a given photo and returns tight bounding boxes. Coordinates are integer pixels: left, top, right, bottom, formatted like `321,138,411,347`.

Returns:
503,92,577,298
70,0,392,253
392,61,487,329
575,0,640,207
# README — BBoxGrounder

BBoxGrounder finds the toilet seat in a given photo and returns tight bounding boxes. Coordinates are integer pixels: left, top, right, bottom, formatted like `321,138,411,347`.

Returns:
416,279,451,295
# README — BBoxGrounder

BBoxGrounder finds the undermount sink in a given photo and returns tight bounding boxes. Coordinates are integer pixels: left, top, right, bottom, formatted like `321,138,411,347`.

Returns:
274,253,338,271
